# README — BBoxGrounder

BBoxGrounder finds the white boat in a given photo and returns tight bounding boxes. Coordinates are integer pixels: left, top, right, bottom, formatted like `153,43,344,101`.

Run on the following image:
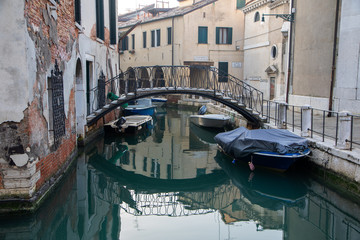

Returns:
151,97,167,107
105,115,153,134
189,114,231,128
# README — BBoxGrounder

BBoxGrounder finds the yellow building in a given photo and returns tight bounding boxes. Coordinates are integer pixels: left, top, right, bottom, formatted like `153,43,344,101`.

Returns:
118,0,245,81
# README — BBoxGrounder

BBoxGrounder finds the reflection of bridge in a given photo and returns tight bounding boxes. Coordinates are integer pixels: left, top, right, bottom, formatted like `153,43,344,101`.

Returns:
87,65,264,127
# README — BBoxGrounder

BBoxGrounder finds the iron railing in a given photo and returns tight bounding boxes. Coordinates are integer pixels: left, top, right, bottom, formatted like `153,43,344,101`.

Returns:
88,65,263,117
263,100,360,151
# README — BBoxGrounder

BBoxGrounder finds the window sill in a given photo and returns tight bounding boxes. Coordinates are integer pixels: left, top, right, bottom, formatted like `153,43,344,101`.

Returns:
109,45,115,50
75,22,83,32
96,38,104,44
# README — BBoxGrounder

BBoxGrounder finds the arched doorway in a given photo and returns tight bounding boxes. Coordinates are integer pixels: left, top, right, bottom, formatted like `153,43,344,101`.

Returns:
75,58,85,136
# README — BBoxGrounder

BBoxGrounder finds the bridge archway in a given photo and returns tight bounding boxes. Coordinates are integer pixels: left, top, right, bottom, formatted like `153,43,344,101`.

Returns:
87,91,261,128
87,65,264,128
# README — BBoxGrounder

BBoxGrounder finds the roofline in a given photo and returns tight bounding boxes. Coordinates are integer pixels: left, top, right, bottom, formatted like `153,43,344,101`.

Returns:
118,0,217,30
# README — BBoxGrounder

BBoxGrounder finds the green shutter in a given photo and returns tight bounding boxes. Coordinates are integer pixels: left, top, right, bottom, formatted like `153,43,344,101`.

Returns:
227,27,232,44
237,0,245,9
167,27,172,45
143,32,147,48
109,0,116,44
216,27,220,44
156,29,161,46
151,30,155,47
198,27,208,44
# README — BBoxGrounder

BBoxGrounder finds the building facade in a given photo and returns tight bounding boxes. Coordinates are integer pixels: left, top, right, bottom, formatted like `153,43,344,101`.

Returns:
118,0,245,82
242,0,291,101
0,0,118,205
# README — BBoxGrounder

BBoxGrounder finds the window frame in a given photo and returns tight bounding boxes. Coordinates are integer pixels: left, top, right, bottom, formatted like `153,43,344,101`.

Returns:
216,27,232,45
198,26,208,44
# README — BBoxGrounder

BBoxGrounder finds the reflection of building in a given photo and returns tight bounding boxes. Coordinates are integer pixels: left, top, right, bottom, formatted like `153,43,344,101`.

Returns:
118,0,244,81
103,108,221,180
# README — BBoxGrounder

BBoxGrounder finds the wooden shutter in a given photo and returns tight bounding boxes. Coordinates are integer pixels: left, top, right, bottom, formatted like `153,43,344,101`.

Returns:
109,0,116,44
227,27,232,44
216,27,220,44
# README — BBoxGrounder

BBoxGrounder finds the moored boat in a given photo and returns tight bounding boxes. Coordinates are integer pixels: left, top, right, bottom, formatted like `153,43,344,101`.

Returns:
151,97,167,107
124,98,156,116
189,114,231,129
105,115,153,134
214,127,310,172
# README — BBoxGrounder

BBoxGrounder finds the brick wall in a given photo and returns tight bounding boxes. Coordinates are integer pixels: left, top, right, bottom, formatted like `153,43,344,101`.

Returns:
23,1,78,193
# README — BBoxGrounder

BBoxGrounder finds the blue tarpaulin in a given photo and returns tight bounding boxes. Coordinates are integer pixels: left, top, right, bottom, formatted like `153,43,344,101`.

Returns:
214,127,308,158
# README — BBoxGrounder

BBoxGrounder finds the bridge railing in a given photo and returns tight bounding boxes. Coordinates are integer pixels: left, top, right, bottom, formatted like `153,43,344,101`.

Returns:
88,65,263,116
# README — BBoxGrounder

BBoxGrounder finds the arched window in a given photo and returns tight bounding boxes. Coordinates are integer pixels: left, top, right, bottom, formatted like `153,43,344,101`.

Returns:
254,12,260,22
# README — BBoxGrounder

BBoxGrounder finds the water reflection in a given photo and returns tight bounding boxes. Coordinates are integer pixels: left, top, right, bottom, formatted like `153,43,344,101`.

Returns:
1,106,360,240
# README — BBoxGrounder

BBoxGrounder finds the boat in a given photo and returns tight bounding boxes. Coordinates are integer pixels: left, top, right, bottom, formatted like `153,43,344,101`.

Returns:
189,114,231,128
151,97,167,107
214,127,311,172
124,98,156,116
104,115,153,135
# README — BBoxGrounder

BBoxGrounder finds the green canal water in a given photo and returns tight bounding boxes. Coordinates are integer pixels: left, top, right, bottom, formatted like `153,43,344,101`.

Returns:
1,105,360,240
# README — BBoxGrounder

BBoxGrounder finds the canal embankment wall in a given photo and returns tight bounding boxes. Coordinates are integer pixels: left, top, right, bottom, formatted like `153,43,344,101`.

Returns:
178,99,360,196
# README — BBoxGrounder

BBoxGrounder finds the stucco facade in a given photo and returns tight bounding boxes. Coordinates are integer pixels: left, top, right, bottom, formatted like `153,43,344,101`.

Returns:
242,0,290,101
118,0,244,81
333,0,360,113
289,0,338,109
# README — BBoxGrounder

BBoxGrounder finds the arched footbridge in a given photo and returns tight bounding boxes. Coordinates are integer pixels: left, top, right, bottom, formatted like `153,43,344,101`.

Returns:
87,65,265,127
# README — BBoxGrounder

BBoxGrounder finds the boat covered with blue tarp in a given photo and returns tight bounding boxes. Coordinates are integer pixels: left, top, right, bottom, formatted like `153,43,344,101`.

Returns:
214,127,310,171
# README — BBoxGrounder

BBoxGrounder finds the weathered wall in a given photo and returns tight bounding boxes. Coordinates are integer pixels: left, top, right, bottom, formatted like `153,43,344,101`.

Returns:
333,0,360,114
291,0,336,100
0,0,78,199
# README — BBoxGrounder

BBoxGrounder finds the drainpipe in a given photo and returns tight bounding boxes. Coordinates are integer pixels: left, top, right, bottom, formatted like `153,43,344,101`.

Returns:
328,0,340,116
172,16,175,67
285,0,294,103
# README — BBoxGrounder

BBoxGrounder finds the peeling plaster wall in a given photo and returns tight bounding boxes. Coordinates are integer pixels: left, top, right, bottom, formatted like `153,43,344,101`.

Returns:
0,0,78,201
0,0,30,123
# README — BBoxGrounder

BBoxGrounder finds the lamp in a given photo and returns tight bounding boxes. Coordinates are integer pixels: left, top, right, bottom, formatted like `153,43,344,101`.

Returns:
261,13,294,22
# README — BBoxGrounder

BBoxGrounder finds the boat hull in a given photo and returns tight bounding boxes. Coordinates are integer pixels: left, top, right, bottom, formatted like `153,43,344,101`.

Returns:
189,114,230,128
124,106,156,116
104,115,153,135
236,148,311,172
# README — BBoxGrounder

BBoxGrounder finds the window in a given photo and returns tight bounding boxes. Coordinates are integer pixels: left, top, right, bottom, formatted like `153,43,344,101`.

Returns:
143,31,147,48
271,45,277,59
131,34,135,50
120,36,128,50
156,29,161,46
151,29,161,47
167,27,172,45
254,11,260,22
109,0,116,44
198,26,208,44
236,0,245,9
75,0,81,25
216,27,232,44
151,30,155,47
96,0,104,40
218,62,228,82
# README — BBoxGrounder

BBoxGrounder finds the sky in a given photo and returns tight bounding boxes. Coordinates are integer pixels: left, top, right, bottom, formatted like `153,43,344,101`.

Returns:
118,0,179,14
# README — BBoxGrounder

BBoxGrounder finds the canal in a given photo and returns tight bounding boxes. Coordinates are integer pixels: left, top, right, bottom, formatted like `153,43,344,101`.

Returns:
1,105,360,240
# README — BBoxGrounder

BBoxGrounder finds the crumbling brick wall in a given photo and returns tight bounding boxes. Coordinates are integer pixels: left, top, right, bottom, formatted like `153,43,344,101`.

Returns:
0,0,78,200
